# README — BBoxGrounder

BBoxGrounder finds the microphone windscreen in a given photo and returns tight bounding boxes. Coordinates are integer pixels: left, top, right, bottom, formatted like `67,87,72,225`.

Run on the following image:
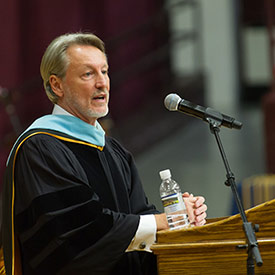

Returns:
164,94,181,111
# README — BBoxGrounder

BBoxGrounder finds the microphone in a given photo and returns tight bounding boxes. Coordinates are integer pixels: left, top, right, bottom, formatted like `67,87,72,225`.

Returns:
164,93,242,130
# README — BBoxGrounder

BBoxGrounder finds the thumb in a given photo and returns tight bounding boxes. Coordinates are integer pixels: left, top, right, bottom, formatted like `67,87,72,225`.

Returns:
182,192,190,197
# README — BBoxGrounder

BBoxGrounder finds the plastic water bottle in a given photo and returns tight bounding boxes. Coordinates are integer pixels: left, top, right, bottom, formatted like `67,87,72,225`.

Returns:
159,169,190,230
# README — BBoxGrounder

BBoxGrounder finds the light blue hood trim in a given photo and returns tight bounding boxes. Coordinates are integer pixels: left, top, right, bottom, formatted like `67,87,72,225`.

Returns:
7,114,105,165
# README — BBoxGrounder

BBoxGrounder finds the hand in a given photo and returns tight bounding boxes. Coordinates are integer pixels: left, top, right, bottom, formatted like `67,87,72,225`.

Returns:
154,213,169,231
183,192,207,226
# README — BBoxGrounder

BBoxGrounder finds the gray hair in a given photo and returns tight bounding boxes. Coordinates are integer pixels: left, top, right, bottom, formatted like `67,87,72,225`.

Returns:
40,32,105,104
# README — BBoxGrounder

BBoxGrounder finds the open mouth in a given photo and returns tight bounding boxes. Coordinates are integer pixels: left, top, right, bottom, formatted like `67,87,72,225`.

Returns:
93,94,106,101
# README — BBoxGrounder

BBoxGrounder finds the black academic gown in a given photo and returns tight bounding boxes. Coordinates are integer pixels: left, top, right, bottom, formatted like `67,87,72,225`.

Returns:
2,129,159,275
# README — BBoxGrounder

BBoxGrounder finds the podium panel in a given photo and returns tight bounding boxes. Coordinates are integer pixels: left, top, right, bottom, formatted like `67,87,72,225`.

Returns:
151,199,275,275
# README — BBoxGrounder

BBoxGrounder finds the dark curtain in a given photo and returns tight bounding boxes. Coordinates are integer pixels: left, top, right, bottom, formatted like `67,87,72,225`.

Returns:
0,0,169,188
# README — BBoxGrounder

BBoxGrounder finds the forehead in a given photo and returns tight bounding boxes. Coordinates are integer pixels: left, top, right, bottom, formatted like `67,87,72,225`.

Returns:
66,44,108,67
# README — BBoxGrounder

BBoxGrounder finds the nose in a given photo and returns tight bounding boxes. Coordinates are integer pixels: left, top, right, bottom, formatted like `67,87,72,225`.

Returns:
95,73,109,90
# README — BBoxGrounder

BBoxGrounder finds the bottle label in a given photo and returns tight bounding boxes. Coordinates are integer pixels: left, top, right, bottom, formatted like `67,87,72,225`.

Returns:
161,193,185,214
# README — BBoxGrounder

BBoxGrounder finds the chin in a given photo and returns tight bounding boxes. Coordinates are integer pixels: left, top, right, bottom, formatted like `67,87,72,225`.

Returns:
90,107,109,119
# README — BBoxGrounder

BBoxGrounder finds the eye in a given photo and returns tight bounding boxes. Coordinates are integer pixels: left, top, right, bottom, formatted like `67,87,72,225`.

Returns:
82,71,93,79
102,69,108,75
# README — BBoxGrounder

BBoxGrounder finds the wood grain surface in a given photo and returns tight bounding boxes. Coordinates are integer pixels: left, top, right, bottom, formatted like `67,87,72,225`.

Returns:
151,199,275,275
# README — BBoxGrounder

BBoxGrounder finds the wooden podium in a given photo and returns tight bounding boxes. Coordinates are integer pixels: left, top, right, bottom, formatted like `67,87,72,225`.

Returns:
151,199,275,275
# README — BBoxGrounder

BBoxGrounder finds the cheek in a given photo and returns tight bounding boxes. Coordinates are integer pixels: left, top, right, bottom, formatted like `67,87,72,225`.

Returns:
77,83,93,96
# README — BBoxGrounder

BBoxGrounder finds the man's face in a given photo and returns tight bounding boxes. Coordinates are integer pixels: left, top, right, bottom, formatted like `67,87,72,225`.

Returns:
57,44,110,125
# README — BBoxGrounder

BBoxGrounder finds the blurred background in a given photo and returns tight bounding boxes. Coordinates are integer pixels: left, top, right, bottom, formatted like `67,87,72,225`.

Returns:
0,0,274,218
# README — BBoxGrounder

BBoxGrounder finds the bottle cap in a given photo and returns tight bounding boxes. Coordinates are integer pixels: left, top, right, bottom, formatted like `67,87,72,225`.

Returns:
159,169,171,180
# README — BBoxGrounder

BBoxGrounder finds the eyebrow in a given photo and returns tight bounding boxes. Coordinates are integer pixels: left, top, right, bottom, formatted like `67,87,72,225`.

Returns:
82,63,108,69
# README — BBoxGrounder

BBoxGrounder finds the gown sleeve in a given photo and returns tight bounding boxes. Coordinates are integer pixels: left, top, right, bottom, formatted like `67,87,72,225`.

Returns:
14,134,140,275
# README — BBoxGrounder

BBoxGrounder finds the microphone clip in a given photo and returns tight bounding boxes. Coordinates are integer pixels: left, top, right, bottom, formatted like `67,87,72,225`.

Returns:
205,108,223,131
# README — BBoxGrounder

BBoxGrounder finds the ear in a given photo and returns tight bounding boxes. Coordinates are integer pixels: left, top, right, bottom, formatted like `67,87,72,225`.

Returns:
49,75,64,98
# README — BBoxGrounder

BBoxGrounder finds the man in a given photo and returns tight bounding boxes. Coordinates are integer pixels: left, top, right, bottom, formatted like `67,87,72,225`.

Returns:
1,32,207,275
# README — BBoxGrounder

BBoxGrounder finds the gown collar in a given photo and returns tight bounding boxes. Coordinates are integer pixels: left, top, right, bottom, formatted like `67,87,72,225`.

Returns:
7,105,105,165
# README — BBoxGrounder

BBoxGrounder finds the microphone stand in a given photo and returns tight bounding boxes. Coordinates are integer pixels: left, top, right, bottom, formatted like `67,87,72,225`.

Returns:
205,110,263,275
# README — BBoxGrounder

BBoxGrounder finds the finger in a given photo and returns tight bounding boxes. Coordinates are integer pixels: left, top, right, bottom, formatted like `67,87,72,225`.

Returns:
194,196,205,207
195,196,205,205
195,212,207,223
194,204,208,216
183,196,196,205
194,219,206,226
182,192,190,197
